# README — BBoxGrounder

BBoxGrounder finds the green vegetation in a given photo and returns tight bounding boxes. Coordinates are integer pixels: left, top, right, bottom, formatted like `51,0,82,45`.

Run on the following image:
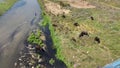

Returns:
27,30,44,47
41,13,50,26
49,58,55,65
0,0,17,15
38,0,50,26
38,0,120,68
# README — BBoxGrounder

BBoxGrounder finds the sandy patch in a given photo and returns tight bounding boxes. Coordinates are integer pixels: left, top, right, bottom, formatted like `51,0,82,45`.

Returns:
44,0,70,15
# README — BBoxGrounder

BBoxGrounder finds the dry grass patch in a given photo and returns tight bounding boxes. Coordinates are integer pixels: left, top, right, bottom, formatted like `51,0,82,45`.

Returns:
44,0,70,15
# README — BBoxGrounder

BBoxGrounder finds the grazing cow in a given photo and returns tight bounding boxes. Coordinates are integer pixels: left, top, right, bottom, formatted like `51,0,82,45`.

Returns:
90,16,94,20
79,31,89,37
74,23,79,26
94,37,100,43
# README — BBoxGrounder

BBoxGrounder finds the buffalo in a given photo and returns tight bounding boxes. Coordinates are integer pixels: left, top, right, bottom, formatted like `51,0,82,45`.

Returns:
79,31,89,37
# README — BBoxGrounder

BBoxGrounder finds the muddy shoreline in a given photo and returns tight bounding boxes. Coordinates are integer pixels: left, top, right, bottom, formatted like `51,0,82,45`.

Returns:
14,25,67,68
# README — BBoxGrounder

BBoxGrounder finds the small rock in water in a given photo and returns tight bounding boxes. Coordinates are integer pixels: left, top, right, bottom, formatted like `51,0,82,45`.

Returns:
38,59,42,63
29,63,33,66
29,47,35,50
20,63,23,66
21,55,25,58
28,44,32,48
31,54,35,59
32,66,34,68
19,58,22,61
14,62,17,66
27,60,30,63
32,30,36,33
20,51,23,55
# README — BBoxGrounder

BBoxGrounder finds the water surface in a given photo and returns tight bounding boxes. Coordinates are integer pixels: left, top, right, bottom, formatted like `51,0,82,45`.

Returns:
0,0,41,68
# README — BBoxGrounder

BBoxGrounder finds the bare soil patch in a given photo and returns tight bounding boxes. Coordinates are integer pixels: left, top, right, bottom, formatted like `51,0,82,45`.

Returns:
44,0,70,15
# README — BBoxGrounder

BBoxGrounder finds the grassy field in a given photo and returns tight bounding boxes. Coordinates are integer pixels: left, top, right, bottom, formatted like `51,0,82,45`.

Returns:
38,0,120,68
0,0,17,15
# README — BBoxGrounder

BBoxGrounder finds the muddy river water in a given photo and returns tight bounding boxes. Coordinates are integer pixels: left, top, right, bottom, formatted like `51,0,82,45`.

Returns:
0,0,41,68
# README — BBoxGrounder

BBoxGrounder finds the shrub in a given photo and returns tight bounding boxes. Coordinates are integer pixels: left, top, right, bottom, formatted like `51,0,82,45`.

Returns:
27,30,43,47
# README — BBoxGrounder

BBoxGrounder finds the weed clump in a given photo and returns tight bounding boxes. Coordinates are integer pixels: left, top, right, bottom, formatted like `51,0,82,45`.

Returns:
27,30,44,47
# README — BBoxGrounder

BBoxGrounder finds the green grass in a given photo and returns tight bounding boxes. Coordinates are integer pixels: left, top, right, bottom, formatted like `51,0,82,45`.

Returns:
38,0,120,68
0,0,17,15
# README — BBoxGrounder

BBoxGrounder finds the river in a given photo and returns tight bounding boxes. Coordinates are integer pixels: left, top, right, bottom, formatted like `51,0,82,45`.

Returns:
0,0,41,68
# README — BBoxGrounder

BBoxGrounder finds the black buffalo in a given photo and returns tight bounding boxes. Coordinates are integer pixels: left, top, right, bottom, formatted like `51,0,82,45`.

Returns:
94,37,100,43
79,31,89,37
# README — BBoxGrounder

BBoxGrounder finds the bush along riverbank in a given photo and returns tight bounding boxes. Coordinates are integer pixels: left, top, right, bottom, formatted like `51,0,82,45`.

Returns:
0,0,17,16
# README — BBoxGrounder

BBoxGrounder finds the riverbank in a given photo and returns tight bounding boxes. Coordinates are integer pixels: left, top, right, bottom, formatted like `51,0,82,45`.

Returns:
37,0,120,68
0,0,17,15
37,0,68,67
13,0,67,67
